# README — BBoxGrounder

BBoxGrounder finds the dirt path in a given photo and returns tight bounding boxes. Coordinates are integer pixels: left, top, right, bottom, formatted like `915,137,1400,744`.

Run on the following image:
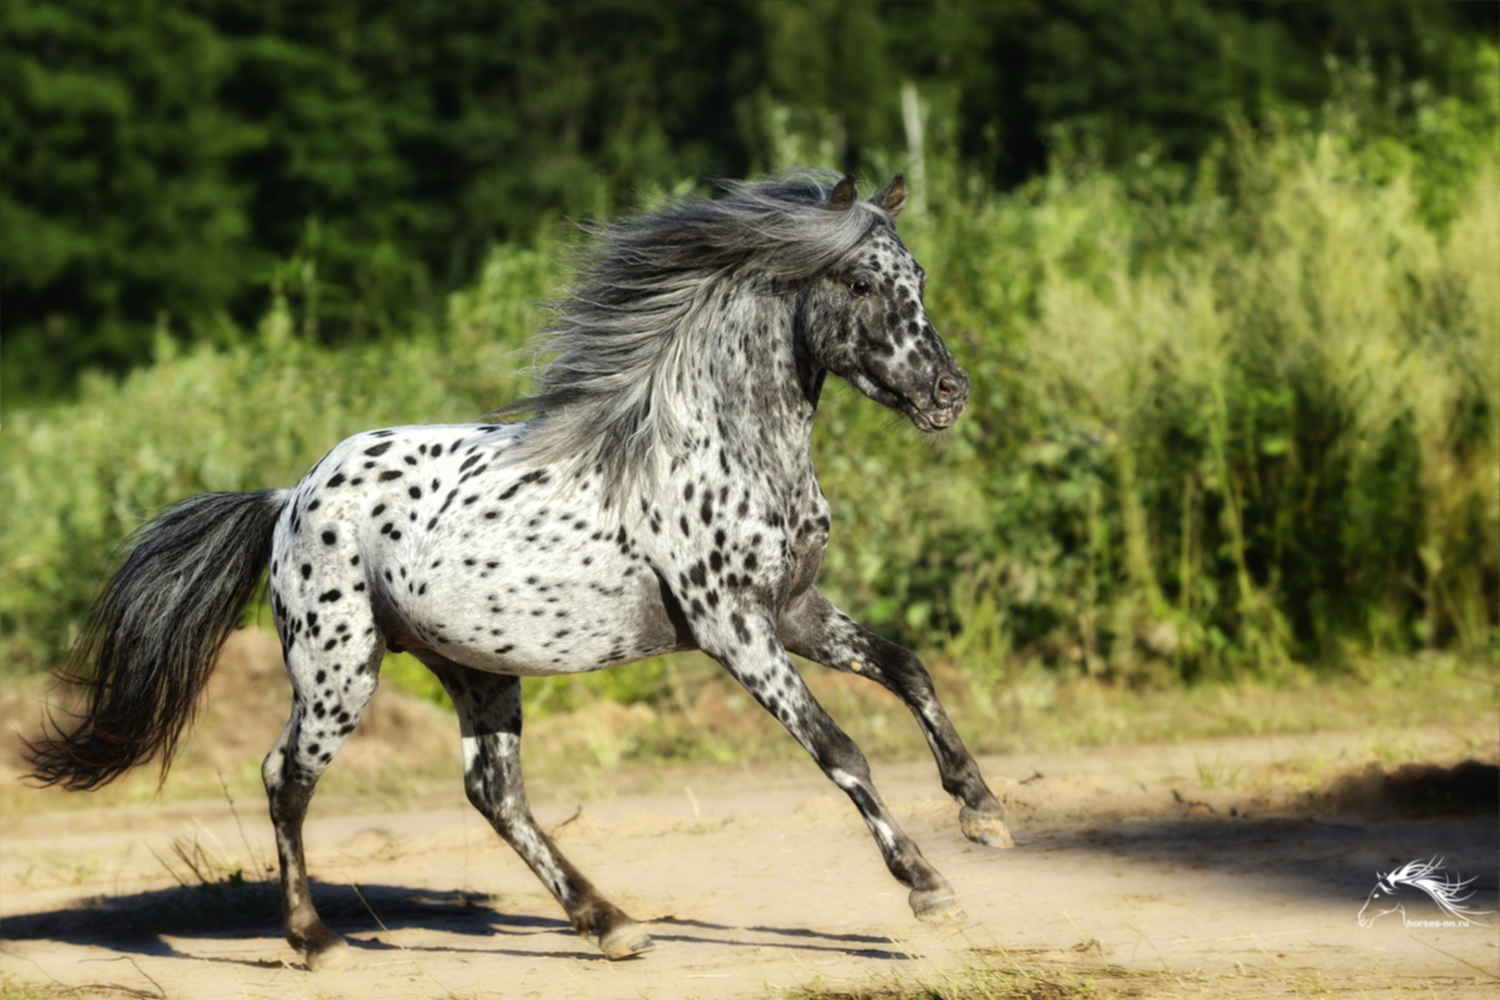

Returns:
3,728,1496,999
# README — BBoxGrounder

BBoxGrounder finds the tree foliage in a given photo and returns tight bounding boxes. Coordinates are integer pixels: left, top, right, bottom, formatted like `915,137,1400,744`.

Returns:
2,0,1494,400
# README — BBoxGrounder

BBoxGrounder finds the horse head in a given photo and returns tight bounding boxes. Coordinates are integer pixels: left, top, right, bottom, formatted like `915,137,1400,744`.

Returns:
1357,874,1405,927
803,175,969,432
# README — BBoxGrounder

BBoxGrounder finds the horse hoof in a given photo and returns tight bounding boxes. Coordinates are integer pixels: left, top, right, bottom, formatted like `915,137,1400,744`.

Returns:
599,923,654,960
909,886,964,923
960,805,1015,848
303,931,352,972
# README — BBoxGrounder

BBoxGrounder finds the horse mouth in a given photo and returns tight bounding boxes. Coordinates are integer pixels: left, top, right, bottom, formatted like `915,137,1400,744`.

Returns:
907,401,964,433
847,370,965,432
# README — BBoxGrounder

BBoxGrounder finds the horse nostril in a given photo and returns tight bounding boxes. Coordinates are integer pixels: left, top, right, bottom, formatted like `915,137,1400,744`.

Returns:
934,373,966,404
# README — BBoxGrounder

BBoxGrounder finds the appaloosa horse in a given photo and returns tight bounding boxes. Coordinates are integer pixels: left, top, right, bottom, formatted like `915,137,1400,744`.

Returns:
27,173,1013,970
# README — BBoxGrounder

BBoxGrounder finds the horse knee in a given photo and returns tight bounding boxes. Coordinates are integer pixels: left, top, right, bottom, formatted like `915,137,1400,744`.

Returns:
262,717,299,798
462,759,525,824
812,724,871,783
462,766,493,814
262,747,284,795
870,641,935,692
266,770,315,826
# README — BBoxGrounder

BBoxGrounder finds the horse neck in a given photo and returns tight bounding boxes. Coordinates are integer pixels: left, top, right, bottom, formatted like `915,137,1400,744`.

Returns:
690,282,819,483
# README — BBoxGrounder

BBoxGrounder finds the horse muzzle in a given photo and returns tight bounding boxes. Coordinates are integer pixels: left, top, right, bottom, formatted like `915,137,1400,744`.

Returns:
906,367,969,432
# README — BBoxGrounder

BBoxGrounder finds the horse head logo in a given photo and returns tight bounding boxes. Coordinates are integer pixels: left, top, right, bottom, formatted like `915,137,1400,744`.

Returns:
1358,857,1493,927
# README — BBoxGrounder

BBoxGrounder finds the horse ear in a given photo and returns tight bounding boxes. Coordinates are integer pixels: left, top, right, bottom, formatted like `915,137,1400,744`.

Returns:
828,174,857,210
873,174,907,216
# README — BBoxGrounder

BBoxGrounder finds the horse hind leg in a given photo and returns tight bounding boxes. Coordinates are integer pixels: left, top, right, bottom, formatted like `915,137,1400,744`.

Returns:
263,595,384,971
420,655,653,960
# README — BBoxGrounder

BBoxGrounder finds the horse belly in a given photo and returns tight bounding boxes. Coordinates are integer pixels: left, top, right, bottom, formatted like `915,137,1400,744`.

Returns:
393,529,685,676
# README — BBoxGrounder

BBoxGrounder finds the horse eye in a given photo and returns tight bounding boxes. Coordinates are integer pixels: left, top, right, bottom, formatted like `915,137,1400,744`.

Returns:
850,278,872,296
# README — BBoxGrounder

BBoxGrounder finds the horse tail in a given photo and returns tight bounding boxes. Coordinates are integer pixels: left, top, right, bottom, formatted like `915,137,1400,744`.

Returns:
23,489,289,791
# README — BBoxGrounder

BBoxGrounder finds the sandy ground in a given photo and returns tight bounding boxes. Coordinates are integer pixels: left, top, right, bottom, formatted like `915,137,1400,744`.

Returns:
2,722,1496,1000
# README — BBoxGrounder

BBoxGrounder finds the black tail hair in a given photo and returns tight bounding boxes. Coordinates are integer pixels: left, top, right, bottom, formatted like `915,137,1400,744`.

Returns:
23,490,287,790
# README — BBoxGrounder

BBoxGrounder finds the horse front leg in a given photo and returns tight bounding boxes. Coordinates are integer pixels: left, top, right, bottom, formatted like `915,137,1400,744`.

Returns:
699,609,961,921
420,657,654,960
778,588,1013,848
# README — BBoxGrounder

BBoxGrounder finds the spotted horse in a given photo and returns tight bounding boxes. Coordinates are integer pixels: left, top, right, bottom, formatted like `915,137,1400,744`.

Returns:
25,173,1014,970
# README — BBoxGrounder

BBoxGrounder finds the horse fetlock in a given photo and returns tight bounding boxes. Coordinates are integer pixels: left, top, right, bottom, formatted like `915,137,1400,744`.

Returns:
598,921,655,960
293,923,351,971
959,804,1015,848
570,899,652,960
909,883,964,922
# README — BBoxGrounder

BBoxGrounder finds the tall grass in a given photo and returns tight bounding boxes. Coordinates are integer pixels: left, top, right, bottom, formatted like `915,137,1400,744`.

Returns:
2,109,1494,702
0,250,550,673
806,109,1497,684
930,131,1499,681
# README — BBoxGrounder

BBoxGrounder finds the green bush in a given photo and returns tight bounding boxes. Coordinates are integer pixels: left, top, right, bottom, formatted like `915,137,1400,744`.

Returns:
819,92,1498,681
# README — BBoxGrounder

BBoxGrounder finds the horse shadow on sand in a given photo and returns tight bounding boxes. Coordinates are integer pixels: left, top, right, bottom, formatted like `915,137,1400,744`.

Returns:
0,879,910,970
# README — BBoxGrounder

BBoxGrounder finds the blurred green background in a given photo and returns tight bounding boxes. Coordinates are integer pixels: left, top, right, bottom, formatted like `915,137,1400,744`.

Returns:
3,1,1496,707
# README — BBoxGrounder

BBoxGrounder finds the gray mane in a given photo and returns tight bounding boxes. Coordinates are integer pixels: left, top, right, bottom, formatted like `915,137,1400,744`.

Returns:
497,172,891,505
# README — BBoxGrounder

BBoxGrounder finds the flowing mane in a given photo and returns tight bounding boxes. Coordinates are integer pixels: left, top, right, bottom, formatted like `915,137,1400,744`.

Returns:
497,172,892,501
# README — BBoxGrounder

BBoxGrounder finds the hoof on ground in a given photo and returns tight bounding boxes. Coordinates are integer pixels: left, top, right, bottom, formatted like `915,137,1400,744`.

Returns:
599,923,654,960
302,931,352,972
960,806,1016,848
909,886,965,923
